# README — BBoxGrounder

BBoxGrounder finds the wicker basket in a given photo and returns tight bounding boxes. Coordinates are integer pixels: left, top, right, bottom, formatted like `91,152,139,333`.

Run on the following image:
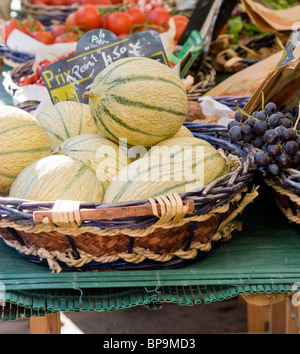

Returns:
21,0,79,25
0,123,258,273
0,45,35,68
21,0,123,25
264,170,300,225
186,61,216,100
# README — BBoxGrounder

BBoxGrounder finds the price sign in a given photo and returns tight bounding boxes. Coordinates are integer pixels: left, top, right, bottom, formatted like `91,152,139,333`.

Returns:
41,30,169,104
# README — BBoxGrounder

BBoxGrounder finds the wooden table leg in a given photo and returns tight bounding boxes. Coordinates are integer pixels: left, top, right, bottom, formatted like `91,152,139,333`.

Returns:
247,304,271,333
30,312,61,334
269,300,286,334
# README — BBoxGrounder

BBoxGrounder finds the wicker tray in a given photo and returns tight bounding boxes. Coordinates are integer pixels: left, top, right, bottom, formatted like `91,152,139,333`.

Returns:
21,0,122,25
264,169,300,224
21,0,80,25
0,123,258,273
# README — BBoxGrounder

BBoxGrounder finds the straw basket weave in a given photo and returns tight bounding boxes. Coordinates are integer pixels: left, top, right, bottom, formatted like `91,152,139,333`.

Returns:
0,123,258,273
21,0,122,25
264,169,300,225
21,0,80,25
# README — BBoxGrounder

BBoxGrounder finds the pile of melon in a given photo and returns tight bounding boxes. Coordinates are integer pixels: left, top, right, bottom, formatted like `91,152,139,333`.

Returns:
1,57,229,204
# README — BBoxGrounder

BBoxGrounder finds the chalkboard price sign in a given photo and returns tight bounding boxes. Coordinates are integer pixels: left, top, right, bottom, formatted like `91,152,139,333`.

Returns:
41,30,169,104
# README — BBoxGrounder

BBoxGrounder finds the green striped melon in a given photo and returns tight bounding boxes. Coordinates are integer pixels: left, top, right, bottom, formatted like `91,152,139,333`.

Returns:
0,105,51,196
172,126,194,138
54,133,132,189
84,57,188,147
36,101,99,151
103,156,204,203
9,155,104,202
147,136,229,185
104,136,229,203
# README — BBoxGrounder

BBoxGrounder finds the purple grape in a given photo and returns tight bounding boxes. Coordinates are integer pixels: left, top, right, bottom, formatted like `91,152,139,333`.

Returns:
241,124,252,135
234,110,246,122
264,129,280,144
229,126,243,141
268,113,280,128
256,110,267,121
268,144,281,157
292,106,299,119
243,132,255,143
274,125,286,137
245,118,255,127
280,118,293,128
267,163,280,176
285,141,299,155
255,151,271,167
265,102,277,116
278,153,292,168
292,151,300,168
280,105,293,115
282,128,297,141
253,120,268,135
296,135,300,147
228,120,239,130
253,136,264,148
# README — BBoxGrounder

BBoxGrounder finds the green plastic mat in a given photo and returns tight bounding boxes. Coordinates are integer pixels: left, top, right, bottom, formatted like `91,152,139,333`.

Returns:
0,283,294,321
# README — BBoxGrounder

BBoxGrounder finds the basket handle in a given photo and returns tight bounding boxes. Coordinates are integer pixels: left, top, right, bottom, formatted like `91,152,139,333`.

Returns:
32,199,195,224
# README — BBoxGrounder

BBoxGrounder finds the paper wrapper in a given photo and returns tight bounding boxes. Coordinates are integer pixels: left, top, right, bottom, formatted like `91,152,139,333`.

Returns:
243,55,300,114
242,0,300,32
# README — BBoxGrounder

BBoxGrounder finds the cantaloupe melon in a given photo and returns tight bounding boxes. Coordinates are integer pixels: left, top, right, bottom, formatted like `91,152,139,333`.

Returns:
172,125,194,138
9,155,104,202
84,57,188,147
103,156,204,203
104,136,229,203
0,105,51,195
147,136,228,185
36,101,99,151
54,133,132,189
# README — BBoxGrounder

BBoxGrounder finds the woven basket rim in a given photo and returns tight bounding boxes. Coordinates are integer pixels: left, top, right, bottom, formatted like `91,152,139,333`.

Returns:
265,168,300,197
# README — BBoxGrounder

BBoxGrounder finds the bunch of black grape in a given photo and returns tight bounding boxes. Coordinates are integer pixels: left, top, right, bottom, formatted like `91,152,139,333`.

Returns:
228,101,300,176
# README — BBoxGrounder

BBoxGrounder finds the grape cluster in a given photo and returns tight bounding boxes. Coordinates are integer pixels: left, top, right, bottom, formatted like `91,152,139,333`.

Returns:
228,101,300,176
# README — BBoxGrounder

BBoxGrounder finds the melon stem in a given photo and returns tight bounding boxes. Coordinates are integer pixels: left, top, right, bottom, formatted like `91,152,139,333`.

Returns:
83,91,95,99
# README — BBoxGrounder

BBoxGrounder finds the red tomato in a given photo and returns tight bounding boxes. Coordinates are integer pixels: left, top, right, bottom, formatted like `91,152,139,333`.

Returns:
50,24,67,38
22,18,45,34
76,5,101,31
48,0,69,4
118,33,129,38
80,0,112,4
31,0,51,4
31,30,55,44
175,19,187,41
1,19,22,42
36,59,52,75
111,0,123,3
172,14,188,24
147,8,171,26
35,77,46,86
18,75,34,86
54,32,80,43
168,59,175,68
65,12,79,28
127,8,145,25
100,13,108,29
106,12,133,36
